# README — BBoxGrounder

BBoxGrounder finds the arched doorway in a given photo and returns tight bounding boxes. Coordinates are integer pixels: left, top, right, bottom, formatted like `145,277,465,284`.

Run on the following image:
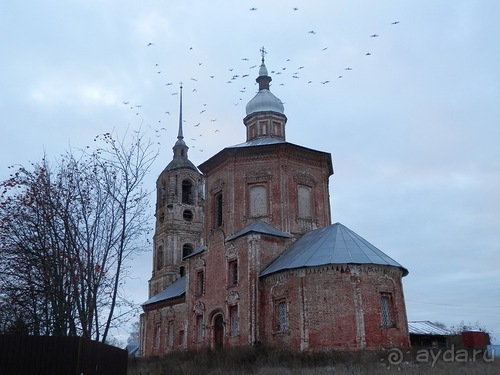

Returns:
213,314,224,349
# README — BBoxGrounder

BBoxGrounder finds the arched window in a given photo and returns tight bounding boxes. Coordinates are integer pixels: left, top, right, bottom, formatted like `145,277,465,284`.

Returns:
182,243,194,258
161,181,167,205
249,185,267,217
182,179,193,204
297,185,312,219
156,246,163,270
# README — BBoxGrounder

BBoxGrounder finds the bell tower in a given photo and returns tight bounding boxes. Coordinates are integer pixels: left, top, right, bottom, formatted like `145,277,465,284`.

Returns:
148,84,204,297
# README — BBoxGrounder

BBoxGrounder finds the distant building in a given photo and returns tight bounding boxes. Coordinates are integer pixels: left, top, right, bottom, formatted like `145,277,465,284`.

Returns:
139,51,410,355
408,321,452,348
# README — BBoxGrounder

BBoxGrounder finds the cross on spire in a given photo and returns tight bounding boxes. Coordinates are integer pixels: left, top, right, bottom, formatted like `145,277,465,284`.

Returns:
260,46,267,63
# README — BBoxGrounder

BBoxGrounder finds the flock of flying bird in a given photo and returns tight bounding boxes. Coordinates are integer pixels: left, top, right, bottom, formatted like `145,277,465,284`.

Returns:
120,6,400,155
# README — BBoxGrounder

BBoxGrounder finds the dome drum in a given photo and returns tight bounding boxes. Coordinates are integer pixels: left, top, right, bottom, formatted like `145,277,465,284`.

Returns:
243,112,287,141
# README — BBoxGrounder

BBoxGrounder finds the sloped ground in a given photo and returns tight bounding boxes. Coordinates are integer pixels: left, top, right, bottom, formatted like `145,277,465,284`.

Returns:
128,346,500,375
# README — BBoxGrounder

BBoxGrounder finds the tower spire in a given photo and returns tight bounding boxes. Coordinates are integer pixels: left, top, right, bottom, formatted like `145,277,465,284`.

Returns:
177,82,184,140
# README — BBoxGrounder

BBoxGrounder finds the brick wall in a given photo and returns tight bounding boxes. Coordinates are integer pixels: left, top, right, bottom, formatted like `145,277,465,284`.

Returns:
259,264,410,351
141,299,188,356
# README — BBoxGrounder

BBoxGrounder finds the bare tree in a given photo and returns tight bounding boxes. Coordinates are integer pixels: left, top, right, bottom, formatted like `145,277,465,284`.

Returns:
127,321,141,344
0,130,157,341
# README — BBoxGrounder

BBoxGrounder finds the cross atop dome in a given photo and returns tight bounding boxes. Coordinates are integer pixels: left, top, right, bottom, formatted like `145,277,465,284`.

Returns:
260,46,267,63
244,48,286,142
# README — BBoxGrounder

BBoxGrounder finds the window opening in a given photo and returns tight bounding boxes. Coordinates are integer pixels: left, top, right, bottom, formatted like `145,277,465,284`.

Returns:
249,185,267,217
196,315,204,342
183,243,194,258
183,209,193,221
196,271,204,296
168,321,174,348
182,179,193,204
215,192,223,227
155,324,161,348
156,246,163,270
230,305,239,336
380,294,394,327
228,260,238,286
277,300,288,332
297,185,313,218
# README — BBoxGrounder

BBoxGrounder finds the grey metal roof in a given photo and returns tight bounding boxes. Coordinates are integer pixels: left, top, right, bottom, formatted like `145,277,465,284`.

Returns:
230,137,286,148
183,245,205,259
142,275,186,307
163,156,199,172
408,321,452,336
260,222,408,277
226,220,291,241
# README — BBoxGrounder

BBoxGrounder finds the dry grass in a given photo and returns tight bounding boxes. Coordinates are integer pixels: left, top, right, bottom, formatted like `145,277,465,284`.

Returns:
127,346,500,375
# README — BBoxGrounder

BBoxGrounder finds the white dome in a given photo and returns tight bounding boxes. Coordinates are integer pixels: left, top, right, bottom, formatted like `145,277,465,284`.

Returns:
245,89,285,116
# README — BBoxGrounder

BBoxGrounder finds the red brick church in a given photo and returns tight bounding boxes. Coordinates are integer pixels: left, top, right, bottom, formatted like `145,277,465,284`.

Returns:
139,51,410,355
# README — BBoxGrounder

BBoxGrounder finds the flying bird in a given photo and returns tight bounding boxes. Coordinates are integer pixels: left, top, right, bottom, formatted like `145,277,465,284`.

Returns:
322,47,328,51
308,30,316,34
122,101,129,105
370,34,379,38
293,7,298,11
250,7,257,11
321,81,330,84
365,52,372,56
345,67,352,71
147,42,154,46
392,21,400,25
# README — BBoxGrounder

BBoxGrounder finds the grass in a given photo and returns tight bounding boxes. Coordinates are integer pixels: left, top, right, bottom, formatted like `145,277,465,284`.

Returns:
127,346,500,375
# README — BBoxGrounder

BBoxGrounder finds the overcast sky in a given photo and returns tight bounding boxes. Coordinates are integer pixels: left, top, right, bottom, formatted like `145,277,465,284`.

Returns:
1,0,499,344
